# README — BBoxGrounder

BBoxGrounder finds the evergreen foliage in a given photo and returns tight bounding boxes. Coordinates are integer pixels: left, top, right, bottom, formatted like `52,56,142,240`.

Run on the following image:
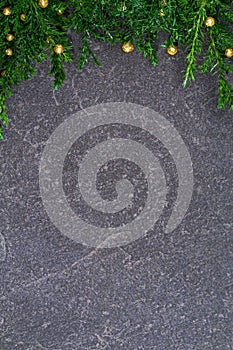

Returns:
0,0,233,138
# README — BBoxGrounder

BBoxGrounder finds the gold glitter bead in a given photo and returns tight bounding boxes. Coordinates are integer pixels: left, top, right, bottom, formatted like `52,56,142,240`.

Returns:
121,42,134,53
20,13,26,21
5,48,13,56
167,45,178,56
3,7,11,16
54,44,64,54
225,48,233,58
205,16,215,27
6,34,14,42
57,10,64,15
38,0,49,9
160,9,165,16
1,70,6,76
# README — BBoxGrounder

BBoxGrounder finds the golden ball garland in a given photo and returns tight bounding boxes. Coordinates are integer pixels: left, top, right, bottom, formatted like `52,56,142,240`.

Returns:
38,0,49,8
225,48,233,58
5,48,13,56
167,45,178,55
1,70,6,77
121,42,134,53
1,6,230,69
3,7,11,15
54,44,64,54
6,34,14,42
205,16,215,27
20,13,26,21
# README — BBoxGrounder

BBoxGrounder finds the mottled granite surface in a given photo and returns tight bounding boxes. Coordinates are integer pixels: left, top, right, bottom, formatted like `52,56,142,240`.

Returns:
0,35,232,349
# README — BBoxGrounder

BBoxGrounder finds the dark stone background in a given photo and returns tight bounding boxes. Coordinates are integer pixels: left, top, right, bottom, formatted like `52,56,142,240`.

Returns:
0,33,232,349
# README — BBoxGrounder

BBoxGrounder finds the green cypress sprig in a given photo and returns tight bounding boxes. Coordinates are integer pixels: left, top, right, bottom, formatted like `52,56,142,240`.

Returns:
183,5,206,86
209,29,233,109
0,0,232,138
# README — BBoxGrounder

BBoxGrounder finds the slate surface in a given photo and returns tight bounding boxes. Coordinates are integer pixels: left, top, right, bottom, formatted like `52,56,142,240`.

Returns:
0,34,232,350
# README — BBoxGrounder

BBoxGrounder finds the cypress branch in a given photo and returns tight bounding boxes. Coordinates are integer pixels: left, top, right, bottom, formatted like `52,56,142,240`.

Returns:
0,0,233,138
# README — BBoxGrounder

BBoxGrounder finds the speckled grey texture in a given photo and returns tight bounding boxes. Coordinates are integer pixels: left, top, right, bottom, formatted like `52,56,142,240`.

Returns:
0,33,232,349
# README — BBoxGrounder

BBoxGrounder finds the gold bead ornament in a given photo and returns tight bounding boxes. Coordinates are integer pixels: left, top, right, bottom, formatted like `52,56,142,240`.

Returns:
38,0,49,8
160,9,165,16
20,13,26,21
3,7,11,15
57,10,64,15
167,45,178,55
5,48,13,56
121,42,134,53
54,44,64,54
205,16,215,27
225,48,233,58
6,34,14,42
1,70,6,76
